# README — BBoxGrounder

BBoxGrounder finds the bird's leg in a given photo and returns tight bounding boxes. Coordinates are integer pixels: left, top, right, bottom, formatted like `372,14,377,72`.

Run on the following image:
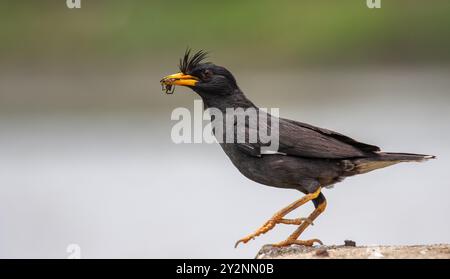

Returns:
234,187,321,248
272,198,327,247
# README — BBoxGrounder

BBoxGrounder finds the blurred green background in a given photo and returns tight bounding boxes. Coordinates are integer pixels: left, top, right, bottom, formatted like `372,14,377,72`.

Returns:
1,0,450,65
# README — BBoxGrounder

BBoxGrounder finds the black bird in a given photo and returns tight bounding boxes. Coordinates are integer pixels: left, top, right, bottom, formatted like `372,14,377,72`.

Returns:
160,49,435,248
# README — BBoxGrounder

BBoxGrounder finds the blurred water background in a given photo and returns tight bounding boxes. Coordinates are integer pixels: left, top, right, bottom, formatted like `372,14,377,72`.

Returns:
0,0,449,258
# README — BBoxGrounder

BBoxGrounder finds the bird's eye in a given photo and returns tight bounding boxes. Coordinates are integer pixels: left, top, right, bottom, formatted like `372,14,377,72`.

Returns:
202,69,213,80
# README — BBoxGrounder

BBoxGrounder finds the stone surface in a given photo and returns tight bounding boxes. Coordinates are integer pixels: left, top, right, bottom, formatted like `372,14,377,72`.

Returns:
256,243,450,259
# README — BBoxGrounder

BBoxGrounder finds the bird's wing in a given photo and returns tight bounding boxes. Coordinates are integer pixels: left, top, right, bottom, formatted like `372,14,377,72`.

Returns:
232,111,379,159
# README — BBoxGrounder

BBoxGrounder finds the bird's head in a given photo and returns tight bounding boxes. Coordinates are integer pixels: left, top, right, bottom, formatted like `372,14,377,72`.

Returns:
160,49,239,96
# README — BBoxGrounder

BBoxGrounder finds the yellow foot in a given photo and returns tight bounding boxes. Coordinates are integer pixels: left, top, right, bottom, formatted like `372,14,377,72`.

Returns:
272,238,323,247
234,217,312,248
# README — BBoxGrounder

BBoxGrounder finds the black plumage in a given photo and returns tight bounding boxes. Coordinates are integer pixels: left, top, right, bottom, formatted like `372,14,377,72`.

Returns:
160,50,435,247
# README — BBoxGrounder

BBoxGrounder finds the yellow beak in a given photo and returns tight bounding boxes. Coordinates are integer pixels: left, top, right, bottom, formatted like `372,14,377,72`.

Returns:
160,72,199,87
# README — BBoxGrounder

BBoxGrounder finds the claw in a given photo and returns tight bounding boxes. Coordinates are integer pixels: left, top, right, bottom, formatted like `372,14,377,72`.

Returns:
235,236,255,248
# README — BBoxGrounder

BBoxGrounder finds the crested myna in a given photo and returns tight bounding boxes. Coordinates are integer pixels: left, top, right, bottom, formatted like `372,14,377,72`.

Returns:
160,50,435,248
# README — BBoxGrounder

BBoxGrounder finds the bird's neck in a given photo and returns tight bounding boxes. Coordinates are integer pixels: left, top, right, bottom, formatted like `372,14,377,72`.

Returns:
200,90,257,112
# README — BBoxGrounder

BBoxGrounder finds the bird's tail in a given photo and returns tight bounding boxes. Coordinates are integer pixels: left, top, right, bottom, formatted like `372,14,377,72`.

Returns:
351,152,436,174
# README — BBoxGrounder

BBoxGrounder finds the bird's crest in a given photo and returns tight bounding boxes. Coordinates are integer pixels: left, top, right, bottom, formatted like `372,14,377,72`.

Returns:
179,48,209,74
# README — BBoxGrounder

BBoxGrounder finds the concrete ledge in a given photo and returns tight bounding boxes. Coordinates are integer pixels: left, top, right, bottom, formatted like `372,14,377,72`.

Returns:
256,242,450,259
